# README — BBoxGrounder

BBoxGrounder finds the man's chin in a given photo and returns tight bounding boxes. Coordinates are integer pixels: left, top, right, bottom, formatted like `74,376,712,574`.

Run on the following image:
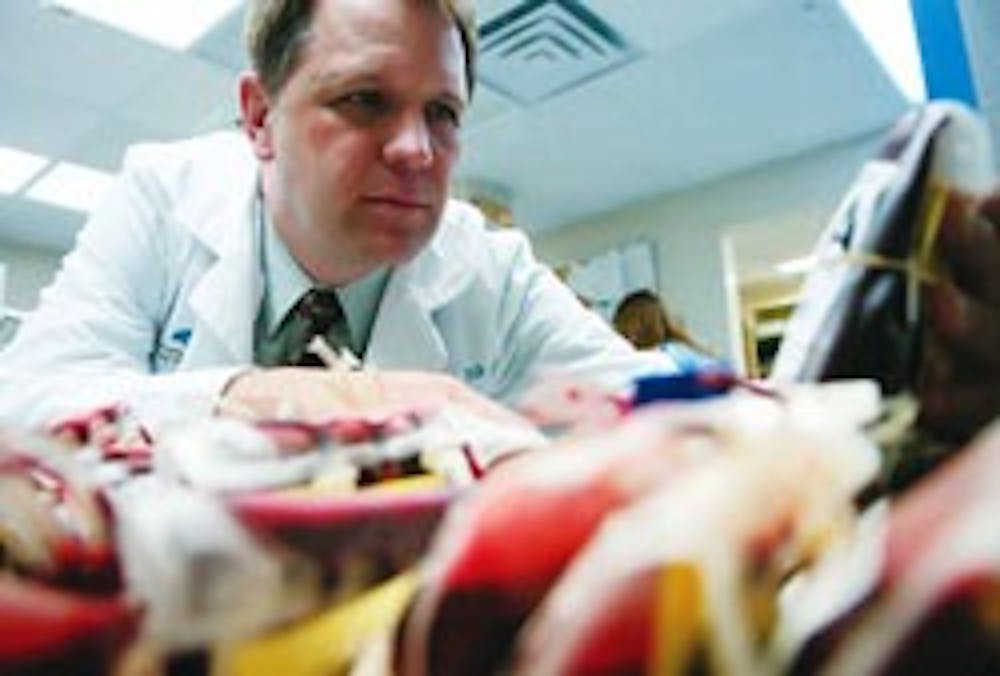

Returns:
364,231,433,268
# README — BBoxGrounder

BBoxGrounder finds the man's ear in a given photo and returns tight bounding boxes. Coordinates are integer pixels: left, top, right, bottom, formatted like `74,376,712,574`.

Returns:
239,72,275,161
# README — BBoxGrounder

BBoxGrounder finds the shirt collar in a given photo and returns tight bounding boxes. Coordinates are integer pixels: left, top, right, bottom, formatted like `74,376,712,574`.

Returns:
259,202,390,355
260,205,312,337
338,265,390,355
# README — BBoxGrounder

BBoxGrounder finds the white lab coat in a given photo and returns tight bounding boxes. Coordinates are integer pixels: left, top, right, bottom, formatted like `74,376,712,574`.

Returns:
0,132,667,428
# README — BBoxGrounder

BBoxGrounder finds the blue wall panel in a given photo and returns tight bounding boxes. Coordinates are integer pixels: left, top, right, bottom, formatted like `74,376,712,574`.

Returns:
910,0,979,105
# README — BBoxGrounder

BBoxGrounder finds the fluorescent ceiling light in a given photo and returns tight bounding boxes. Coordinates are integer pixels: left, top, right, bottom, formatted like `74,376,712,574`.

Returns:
43,0,242,50
26,162,114,213
0,145,49,195
841,0,926,102
775,255,816,276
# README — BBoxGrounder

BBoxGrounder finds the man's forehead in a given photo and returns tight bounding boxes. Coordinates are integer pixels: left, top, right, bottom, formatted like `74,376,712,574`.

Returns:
299,4,468,97
306,1,461,57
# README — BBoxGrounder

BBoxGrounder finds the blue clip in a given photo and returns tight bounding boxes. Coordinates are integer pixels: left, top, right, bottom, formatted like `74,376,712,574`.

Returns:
632,370,733,407
170,328,192,346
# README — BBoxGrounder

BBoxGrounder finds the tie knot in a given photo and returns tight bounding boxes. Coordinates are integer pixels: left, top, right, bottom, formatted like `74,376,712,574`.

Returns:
297,289,343,334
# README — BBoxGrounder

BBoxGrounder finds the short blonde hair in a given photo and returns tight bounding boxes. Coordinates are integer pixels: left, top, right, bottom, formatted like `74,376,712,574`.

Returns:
244,0,477,96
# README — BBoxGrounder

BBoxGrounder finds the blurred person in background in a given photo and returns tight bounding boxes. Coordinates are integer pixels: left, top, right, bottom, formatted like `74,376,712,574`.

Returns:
613,289,723,373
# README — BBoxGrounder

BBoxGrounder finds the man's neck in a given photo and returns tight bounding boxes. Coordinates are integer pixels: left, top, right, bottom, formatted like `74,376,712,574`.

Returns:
261,177,370,288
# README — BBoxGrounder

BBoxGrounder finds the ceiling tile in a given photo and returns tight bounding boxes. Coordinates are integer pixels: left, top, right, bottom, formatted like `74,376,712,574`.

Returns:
114,55,238,138
191,6,247,74
64,117,163,172
589,0,770,53
462,84,519,133
0,78,105,158
0,0,173,111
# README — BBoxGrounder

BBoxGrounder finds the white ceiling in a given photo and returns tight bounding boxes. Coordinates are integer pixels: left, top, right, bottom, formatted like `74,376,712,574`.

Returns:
462,0,907,231
0,0,910,270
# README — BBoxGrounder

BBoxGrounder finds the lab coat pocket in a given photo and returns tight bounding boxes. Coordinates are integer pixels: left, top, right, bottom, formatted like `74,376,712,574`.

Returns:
151,327,191,373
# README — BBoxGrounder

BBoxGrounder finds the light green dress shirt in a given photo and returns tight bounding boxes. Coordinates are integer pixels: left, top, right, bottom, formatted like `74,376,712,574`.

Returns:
253,202,390,364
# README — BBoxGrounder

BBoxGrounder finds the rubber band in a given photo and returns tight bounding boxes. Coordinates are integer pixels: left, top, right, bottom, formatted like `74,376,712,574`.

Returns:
916,182,949,271
815,250,942,285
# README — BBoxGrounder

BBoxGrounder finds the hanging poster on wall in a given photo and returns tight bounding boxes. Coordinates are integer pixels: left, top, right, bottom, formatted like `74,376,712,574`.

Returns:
564,240,658,322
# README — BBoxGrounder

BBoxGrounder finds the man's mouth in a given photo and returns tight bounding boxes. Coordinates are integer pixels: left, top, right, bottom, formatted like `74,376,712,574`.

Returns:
363,195,431,210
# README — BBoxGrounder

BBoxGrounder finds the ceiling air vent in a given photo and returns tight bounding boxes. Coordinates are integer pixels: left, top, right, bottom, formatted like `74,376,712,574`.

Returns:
477,0,639,105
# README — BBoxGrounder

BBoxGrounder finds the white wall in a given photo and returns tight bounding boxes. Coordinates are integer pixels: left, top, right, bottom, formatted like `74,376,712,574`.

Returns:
959,0,1000,166
0,242,63,311
533,132,884,360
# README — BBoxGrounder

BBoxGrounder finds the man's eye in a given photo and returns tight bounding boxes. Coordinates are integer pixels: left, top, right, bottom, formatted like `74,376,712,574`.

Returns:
333,91,390,121
426,101,461,128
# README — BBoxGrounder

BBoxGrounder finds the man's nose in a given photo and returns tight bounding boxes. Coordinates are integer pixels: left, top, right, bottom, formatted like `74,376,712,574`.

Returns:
383,112,433,171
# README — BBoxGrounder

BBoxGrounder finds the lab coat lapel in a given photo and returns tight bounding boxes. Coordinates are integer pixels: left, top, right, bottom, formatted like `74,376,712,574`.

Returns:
187,212,260,363
365,270,448,371
179,143,262,365
365,202,476,371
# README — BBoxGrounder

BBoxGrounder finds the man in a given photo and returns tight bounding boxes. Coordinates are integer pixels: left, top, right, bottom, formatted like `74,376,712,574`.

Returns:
0,0,997,442
0,0,661,430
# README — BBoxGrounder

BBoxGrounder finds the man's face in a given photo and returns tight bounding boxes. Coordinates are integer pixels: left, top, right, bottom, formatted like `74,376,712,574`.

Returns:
256,0,468,283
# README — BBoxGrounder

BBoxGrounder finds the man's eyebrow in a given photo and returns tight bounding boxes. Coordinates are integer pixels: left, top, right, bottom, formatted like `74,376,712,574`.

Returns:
309,70,467,109
437,91,467,110
309,69,378,89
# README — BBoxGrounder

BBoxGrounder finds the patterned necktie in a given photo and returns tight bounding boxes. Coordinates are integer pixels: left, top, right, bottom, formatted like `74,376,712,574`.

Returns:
259,289,352,367
295,289,348,366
